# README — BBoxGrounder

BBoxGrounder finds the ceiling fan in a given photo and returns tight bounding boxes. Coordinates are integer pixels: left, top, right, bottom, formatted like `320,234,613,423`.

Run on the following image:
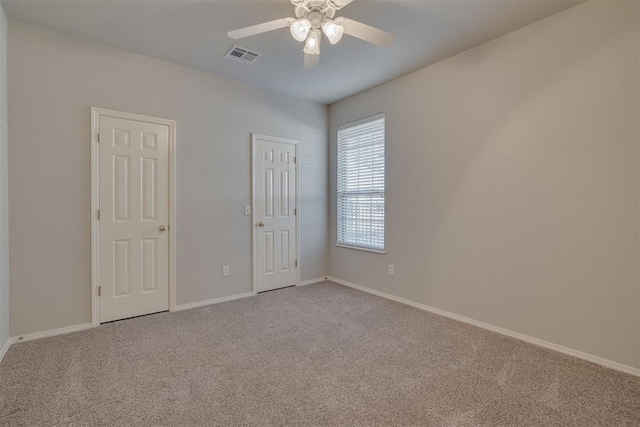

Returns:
227,0,397,68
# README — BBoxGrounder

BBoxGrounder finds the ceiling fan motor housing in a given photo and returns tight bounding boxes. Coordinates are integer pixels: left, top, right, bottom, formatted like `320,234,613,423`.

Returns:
291,0,348,9
294,1,337,22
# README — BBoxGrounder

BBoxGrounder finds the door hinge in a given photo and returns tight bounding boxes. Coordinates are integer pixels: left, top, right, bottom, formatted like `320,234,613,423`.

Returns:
97,132,101,143
294,208,297,216
295,260,298,267
98,286,101,297
96,209,100,220
293,156,297,164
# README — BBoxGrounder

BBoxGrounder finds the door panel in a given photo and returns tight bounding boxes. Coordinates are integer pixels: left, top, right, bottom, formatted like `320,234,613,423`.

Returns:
254,136,297,292
99,116,169,322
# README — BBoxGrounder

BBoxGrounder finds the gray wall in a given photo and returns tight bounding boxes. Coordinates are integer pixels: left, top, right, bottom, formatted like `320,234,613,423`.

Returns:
0,5,8,351
8,21,328,337
329,0,639,368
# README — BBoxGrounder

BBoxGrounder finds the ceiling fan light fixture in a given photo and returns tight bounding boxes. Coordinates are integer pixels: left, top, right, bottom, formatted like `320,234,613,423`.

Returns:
322,20,344,44
290,18,312,42
303,29,321,55
227,0,398,68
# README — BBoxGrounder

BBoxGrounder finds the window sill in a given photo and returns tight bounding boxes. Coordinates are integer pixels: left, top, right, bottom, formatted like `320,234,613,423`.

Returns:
335,244,386,255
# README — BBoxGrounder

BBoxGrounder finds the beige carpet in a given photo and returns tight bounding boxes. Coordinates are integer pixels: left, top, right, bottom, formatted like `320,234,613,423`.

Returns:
1,281,639,426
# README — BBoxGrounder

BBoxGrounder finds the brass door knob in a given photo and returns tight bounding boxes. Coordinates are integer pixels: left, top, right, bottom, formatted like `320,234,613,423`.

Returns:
257,222,265,227
159,225,167,232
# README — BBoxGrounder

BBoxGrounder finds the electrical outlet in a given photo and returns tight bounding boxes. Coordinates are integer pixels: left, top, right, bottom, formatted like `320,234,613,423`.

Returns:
222,266,230,277
388,264,395,276
244,205,251,215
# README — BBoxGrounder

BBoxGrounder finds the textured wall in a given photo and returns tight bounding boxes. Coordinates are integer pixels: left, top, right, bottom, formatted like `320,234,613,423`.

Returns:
329,0,639,368
8,22,328,336
0,5,8,352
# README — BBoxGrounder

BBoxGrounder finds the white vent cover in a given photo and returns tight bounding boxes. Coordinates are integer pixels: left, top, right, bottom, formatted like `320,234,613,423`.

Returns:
224,45,261,65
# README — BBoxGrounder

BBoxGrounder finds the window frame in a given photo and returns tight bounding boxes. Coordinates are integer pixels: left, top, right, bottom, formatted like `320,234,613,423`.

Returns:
336,113,386,254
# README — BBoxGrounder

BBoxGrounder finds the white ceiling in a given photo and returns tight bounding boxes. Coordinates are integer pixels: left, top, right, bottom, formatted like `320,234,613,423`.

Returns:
1,0,584,104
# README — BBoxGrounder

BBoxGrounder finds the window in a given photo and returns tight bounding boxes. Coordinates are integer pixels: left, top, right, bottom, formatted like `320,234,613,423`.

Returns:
337,113,385,252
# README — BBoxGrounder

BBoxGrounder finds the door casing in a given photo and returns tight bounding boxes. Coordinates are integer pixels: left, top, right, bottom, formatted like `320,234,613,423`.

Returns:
91,107,177,326
251,134,300,294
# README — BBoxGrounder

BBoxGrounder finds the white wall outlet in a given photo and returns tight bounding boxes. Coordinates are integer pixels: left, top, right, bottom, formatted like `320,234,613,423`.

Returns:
388,264,395,276
244,205,251,215
222,266,230,277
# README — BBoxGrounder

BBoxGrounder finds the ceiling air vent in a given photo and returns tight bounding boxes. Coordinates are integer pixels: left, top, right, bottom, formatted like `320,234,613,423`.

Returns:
225,45,261,65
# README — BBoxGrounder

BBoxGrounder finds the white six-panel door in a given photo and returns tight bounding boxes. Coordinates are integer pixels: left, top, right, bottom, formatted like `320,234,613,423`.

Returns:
253,135,298,293
98,116,170,322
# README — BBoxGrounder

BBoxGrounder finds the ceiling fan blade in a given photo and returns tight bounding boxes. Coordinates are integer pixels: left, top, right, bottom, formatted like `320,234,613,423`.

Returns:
228,18,293,40
332,0,355,8
304,53,320,70
337,18,396,47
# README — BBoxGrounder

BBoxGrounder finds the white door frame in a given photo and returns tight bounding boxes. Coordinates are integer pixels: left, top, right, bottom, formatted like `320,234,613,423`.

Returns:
91,107,177,326
251,134,300,294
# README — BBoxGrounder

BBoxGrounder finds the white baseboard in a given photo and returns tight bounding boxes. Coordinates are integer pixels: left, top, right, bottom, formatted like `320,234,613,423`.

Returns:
327,276,640,378
174,292,254,311
0,338,10,363
10,323,94,345
299,277,328,286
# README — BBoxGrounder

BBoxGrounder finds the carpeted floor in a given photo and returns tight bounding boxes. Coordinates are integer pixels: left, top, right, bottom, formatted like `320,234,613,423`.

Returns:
1,281,639,426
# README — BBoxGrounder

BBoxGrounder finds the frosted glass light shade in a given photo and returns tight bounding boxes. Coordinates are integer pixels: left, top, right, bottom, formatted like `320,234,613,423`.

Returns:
303,29,321,55
290,19,312,42
322,20,344,45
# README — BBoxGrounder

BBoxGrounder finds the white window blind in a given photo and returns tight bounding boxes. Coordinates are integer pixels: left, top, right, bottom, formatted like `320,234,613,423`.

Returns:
337,114,385,251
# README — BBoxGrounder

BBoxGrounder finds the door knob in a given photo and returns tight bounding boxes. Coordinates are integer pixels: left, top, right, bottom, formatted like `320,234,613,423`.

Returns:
257,222,264,227
159,225,167,232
